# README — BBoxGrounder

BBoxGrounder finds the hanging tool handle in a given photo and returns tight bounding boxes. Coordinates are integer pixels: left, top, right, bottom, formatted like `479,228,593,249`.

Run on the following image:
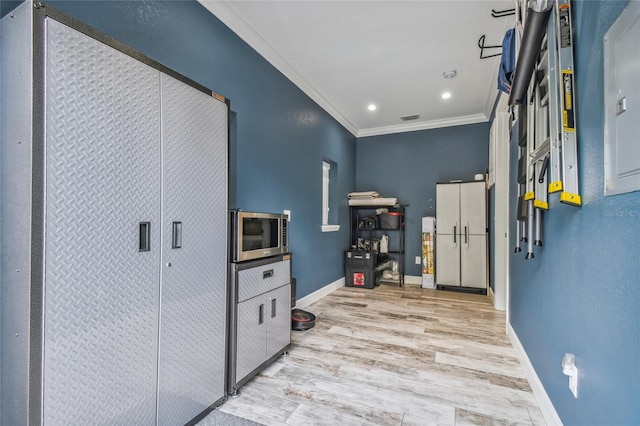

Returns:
539,156,550,183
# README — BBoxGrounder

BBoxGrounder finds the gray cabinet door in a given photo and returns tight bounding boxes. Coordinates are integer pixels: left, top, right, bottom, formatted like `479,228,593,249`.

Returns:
459,182,487,288
436,183,461,286
435,232,461,286
436,184,460,237
266,284,291,358
43,19,161,424
460,181,487,235
236,296,267,382
461,235,487,288
157,74,228,424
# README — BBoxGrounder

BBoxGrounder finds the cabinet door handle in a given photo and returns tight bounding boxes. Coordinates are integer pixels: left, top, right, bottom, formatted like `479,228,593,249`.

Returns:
465,226,468,244
271,298,277,318
172,221,182,249
139,222,150,252
453,225,456,244
258,304,264,324
263,269,274,279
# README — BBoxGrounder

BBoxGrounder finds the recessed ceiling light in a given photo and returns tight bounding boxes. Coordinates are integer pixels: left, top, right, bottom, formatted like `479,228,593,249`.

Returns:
441,92,452,99
443,70,458,79
368,103,377,111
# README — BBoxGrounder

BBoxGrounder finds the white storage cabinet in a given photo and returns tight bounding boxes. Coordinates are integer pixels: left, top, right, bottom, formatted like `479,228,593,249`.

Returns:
435,181,488,291
0,4,228,425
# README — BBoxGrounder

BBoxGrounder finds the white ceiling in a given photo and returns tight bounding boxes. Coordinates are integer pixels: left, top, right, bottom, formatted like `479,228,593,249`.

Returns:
199,0,515,137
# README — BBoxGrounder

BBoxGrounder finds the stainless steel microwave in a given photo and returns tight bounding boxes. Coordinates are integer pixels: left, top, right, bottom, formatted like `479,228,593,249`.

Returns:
230,210,289,262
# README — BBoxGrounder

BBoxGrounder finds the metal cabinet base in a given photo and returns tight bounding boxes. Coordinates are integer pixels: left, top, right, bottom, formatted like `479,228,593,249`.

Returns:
228,254,292,395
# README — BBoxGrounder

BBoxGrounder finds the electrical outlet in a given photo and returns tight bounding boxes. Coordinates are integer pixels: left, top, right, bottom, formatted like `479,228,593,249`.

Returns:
415,256,421,265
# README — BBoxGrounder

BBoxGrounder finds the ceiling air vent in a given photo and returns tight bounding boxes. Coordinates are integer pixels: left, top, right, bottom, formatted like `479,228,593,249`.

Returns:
400,114,420,121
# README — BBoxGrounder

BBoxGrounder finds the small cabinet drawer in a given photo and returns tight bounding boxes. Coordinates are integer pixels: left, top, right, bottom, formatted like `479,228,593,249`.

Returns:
237,259,290,302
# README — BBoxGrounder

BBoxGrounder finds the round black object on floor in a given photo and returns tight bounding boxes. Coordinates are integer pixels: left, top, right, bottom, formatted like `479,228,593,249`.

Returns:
291,308,316,331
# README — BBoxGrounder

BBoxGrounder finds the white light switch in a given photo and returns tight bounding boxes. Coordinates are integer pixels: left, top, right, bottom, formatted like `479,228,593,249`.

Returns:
284,209,291,221
562,353,578,398
415,256,421,265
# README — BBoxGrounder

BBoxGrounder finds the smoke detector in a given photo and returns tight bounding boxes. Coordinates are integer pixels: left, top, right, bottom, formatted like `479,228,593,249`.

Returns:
443,70,458,79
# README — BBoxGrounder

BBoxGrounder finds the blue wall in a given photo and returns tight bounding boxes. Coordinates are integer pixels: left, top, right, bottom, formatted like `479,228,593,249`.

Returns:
26,0,357,299
356,124,490,276
509,1,639,424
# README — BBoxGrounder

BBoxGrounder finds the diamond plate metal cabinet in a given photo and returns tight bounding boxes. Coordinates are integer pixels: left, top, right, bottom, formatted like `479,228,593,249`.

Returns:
157,74,228,425
1,4,229,424
229,255,291,394
43,18,162,425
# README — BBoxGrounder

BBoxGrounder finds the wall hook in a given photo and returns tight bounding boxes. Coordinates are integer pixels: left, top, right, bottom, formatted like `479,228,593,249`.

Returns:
478,35,502,59
492,8,515,18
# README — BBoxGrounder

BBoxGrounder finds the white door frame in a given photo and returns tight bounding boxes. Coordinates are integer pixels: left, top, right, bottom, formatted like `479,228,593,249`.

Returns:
491,94,511,315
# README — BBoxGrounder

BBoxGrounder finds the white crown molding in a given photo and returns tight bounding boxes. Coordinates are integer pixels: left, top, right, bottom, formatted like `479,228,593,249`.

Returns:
198,1,500,139
198,0,359,136
357,113,489,138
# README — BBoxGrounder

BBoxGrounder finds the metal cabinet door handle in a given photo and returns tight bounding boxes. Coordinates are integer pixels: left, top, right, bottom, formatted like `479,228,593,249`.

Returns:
453,225,457,244
139,222,150,252
172,221,182,249
263,269,274,279
271,298,276,318
258,304,264,324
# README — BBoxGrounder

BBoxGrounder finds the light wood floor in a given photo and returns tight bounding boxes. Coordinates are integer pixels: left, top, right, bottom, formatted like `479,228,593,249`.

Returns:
212,283,545,425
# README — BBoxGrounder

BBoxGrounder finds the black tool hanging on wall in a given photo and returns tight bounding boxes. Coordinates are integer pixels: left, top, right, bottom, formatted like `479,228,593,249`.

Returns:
492,8,515,18
478,35,503,59
478,7,516,59
508,5,553,105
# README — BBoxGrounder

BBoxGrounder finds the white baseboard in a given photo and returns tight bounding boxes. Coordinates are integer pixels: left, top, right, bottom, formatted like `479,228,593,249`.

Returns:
295,277,344,309
507,323,563,426
404,275,422,285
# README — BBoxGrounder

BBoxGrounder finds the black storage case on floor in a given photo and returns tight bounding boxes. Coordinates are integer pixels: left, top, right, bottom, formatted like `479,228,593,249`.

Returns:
345,250,380,289
345,250,376,267
345,266,377,289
